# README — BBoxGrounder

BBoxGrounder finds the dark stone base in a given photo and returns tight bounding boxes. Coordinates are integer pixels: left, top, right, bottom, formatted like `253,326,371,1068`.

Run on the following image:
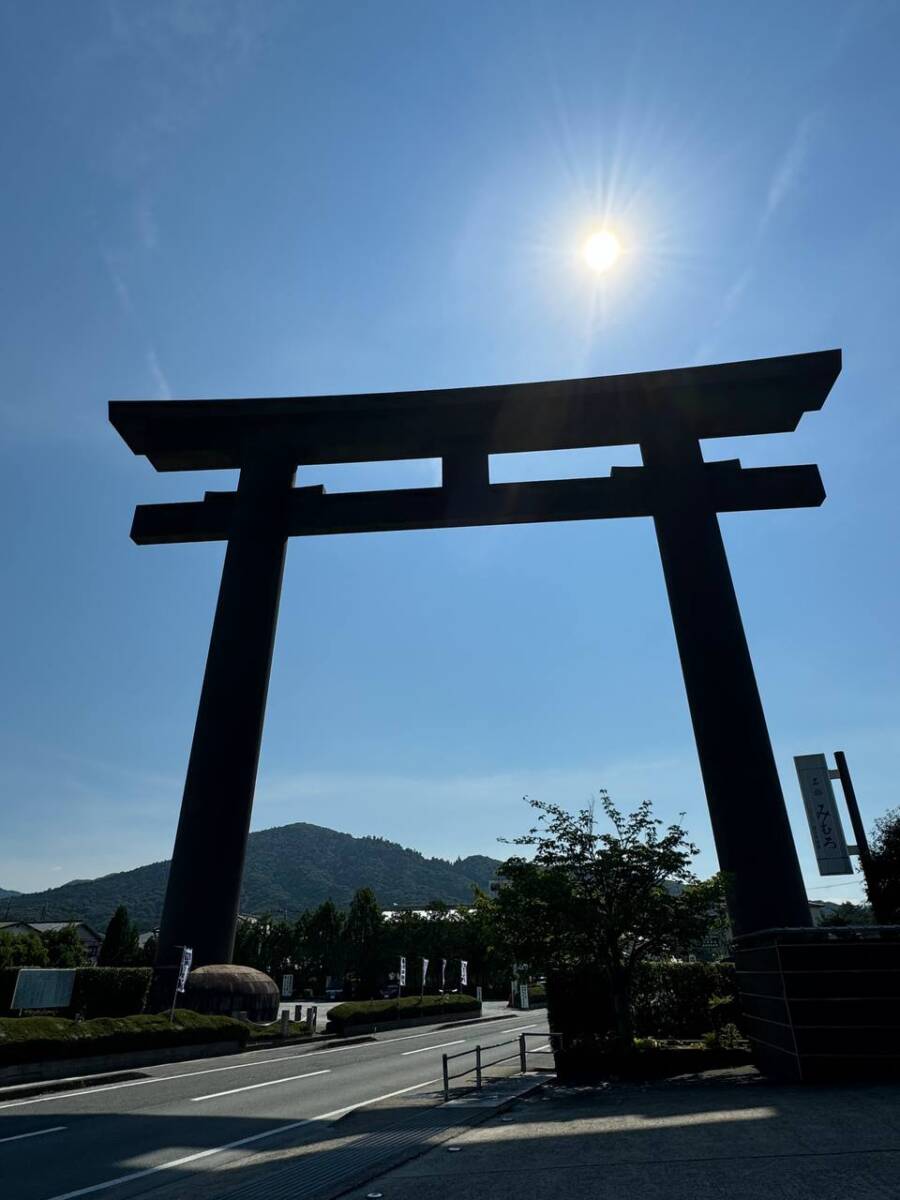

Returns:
182,965,280,1022
734,925,900,1082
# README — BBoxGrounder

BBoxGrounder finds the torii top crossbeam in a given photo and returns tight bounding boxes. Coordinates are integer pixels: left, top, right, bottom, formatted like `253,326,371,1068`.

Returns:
111,348,839,470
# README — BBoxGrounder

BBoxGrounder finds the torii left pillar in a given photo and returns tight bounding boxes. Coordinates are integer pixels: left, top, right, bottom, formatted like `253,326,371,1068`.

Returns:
156,453,296,969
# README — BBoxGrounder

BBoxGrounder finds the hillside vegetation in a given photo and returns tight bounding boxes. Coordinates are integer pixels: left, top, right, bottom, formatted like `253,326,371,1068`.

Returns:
1,823,499,931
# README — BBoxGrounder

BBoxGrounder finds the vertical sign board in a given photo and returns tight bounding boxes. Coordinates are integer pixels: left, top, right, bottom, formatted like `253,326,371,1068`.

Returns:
399,956,407,986
281,974,294,998
176,946,193,992
460,959,468,987
794,754,853,875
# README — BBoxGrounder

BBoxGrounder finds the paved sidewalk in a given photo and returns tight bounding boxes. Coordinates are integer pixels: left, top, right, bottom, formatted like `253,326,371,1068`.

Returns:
353,1068,900,1199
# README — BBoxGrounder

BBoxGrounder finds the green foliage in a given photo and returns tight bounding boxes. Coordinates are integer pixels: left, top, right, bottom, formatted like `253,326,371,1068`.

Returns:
71,968,152,1019
0,931,48,969
866,808,900,923
0,1010,249,1066
41,926,89,968
345,888,384,999
0,824,500,932
631,961,737,1039
817,901,872,927
495,794,725,1047
327,992,480,1032
98,906,140,967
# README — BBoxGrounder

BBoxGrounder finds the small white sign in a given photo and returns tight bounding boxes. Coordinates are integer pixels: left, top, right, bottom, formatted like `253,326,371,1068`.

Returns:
460,959,468,987
281,973,294,998
795,753,853,875
399,956,407,986
519,983,530,1010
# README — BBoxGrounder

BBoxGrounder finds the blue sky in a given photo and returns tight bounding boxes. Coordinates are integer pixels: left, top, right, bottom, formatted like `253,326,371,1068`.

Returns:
1,1,897,905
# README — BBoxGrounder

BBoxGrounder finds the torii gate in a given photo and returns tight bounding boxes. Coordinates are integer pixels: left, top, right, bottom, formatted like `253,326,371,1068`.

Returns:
110,348,841,969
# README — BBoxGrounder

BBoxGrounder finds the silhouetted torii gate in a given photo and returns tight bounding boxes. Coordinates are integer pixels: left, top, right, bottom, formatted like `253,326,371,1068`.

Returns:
110,348,841,969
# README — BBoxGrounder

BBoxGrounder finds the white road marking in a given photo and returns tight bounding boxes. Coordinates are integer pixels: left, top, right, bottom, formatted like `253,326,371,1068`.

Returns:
401,1039,465,1056
39,1078,441,1200
0,1125,66,1145
191,1068,330,1102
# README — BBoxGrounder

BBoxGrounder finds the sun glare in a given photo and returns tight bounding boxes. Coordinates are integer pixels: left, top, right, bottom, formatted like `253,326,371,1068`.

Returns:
582,229,622,274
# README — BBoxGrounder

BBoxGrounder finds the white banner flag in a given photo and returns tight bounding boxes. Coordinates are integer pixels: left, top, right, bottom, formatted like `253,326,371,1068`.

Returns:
176,947,193,994
399,956,407,986
441,958,447,989
460,959,468,986
422,957,429,988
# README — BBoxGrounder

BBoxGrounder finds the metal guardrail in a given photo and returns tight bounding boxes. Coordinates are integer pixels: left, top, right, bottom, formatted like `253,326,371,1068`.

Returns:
442,1031,561,1100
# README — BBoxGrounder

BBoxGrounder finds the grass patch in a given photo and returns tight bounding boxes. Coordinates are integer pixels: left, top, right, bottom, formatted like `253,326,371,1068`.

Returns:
0,1010,249,1067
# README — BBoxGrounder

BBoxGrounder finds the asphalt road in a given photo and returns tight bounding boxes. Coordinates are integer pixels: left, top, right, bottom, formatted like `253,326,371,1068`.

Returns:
0,1006,547,1200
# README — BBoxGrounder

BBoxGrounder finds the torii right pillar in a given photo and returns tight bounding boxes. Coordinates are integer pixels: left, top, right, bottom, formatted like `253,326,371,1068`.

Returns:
640,419,811,936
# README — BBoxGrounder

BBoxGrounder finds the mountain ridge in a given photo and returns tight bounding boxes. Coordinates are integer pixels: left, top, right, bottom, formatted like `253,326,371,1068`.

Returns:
0,822,501,932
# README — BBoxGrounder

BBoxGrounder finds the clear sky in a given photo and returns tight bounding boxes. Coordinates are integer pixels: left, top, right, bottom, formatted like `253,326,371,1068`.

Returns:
1,1,897,905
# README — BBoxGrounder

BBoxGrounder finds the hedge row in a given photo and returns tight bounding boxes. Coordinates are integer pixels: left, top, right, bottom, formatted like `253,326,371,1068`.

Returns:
0,1010,249,1067
328,993,480,1032
72,969,152,1019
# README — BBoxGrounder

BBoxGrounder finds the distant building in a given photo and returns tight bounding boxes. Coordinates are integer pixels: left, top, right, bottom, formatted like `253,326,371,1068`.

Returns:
0,920,103,964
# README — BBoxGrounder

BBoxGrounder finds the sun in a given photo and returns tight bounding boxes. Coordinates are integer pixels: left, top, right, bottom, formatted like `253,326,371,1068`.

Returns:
582,229,622,274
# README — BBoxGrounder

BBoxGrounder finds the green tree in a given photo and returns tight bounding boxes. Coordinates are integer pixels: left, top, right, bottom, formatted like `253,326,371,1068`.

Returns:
818,900,872,927
98,906,140,966
345,888,384,999
305,900,346,994
0,930,49,968
494,794,723,1048
42,924,89,967
866,807,900,922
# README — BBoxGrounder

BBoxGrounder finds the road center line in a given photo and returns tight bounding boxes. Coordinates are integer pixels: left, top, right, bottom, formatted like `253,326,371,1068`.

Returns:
190,1068,330,1102
0,1126,66,1145
401,1039,465,1056
40,1077,440,1200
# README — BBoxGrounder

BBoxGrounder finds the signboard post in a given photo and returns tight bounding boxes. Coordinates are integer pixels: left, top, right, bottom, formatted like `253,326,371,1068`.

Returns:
398,955,407,997
170,946,193,1022
281,973,294,999
460,959,468,989
794,754,853,876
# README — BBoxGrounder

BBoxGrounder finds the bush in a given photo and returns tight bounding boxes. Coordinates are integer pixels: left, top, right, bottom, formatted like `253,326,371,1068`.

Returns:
71,968,152,1019
328,993,480,1032
0,1010,249,1067
631,962,737,1039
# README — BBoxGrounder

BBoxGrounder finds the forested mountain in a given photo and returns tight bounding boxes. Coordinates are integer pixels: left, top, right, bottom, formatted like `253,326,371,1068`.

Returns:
1,823,500,931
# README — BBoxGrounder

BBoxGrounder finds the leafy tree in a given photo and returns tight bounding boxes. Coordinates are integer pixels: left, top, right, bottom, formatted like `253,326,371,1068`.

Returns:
345,888,384,999
304,900,346,993
494,794,723,1048
866,807,900,922
818,900,872,927
99,906,141,966
42,924,89,967
0,930,49,968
